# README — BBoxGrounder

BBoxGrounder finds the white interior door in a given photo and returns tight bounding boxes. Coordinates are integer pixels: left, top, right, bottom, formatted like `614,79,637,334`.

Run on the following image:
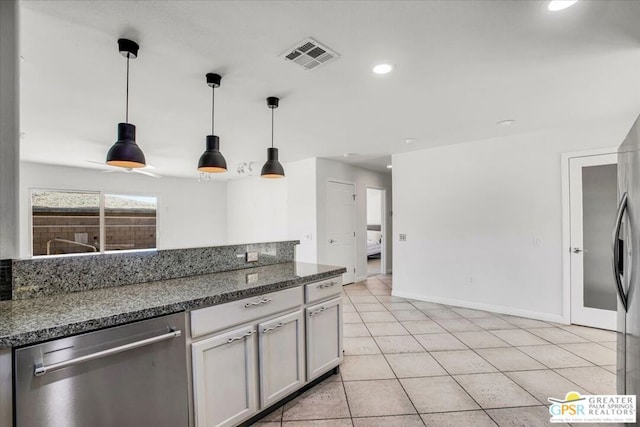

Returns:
326,181,356,284
569,153,617,330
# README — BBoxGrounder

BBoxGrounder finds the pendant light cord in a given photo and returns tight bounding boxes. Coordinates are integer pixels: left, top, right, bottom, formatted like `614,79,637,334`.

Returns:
271,108,274,148
211,85,215,135
125,54,130,123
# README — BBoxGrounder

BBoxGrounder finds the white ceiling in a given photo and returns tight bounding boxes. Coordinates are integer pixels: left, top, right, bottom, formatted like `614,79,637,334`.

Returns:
18,0,640,178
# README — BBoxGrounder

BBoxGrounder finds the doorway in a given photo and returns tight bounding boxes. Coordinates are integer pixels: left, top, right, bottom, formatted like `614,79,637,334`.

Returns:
326,180,356,284
568,152,618,330
366,187,385,277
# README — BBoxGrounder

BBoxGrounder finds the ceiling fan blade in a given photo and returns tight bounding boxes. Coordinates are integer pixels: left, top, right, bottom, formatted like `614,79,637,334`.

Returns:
134,169,162,178
87,160,155,169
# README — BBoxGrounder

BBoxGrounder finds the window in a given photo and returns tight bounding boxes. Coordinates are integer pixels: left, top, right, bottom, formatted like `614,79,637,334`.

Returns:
104,194,157,251
31,190,157,257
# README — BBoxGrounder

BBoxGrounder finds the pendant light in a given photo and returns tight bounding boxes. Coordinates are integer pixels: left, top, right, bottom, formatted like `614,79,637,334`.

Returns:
106,38,146,168
197,73,227,173
260,97,285,179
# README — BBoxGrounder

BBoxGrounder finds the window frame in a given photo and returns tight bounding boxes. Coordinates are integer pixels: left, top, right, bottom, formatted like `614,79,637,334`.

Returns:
29,187,160,258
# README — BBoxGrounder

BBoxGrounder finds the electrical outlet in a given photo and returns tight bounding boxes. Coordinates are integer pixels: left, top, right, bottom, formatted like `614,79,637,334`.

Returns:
246,252,259,262
399,233,406,242
246,273,258,284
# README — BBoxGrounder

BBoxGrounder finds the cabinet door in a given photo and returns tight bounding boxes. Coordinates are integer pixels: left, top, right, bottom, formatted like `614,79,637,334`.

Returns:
192,324,258,427
258,310,305,408
306,297,343,381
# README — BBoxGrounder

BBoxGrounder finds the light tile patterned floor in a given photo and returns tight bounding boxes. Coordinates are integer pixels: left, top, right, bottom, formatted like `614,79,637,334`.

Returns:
254,275,617,426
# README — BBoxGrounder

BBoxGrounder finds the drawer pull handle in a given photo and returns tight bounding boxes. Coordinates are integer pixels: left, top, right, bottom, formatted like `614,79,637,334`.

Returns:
309,307,327,316
262,323,285,334
244,298,271,308
226,330,256,344
317,281,337,290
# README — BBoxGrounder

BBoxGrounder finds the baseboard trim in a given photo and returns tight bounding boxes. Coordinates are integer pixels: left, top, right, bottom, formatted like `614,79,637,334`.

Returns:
355,275,367,282
391,290,567,324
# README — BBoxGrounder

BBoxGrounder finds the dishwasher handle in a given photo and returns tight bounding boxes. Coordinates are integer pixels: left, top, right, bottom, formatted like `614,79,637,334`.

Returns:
34,329,182,377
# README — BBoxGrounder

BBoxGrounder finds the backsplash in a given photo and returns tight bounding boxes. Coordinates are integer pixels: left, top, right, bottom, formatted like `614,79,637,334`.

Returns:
0,260,11,301
11,241,298,300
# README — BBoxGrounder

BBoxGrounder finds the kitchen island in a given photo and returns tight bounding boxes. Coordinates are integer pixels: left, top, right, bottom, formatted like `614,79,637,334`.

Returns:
0,261,346,427
0,261,345,347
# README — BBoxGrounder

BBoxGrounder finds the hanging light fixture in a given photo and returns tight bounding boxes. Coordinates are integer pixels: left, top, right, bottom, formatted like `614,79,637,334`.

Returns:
260,97,285,179
197,73,227,173
106,38,146,168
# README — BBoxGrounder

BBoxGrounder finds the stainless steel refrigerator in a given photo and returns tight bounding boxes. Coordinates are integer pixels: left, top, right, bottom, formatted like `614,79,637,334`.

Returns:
615,114,640,400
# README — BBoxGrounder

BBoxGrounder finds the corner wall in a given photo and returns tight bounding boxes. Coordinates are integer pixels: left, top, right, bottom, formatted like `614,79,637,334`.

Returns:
286,158,318,263
226,176,287,245
392,115,634,322
19,162,227,258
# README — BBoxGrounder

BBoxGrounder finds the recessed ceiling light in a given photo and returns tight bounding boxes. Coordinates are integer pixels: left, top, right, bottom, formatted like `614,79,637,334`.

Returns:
497,119,516,127
405,138,416,144
386,164,392,169
548,0,578,11
373,64,394,75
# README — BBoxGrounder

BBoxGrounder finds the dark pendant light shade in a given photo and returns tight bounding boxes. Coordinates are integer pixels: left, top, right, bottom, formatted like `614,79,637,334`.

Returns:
198,135,227,173
106,38,146,169
107,123,145,168
261,96,285,179
261,147,285,178
197,73,227,173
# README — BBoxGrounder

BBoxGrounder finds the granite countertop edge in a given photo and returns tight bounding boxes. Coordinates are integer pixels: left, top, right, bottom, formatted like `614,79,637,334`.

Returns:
0,263,346,348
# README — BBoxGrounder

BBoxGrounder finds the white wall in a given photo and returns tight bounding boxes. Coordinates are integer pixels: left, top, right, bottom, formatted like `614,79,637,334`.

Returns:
316,158,392,281
286,158,318,263
19,162,227,257
366,188,382,225
392,115,634,322
226,175,288,244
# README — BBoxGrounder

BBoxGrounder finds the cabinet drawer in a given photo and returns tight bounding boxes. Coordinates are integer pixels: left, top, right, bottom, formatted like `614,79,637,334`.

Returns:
305,276,342,304
191,287,303,339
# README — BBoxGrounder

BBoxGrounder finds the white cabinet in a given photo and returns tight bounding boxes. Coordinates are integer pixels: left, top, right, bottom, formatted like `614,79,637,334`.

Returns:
305,277,342,304
190,278,342,426
191,287,303,339
191,324,258,427
306,296,343,381
258,310,305,407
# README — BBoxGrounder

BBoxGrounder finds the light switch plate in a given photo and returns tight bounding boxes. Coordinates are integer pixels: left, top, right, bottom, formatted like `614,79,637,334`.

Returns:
246,252,259,262
399,233,407,241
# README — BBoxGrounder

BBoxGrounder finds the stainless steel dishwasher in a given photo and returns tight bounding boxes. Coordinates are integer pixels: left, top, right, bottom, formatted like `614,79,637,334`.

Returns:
14,312,189,427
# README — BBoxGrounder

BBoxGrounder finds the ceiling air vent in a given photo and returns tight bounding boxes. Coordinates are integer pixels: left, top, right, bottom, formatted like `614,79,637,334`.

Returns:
280,37,339,71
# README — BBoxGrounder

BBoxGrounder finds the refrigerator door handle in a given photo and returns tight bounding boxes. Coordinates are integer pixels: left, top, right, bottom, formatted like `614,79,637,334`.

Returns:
612,192,629,312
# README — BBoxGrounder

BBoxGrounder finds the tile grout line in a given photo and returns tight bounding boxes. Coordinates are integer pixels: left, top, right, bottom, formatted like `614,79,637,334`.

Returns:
329,277,615,426
352,281,425,423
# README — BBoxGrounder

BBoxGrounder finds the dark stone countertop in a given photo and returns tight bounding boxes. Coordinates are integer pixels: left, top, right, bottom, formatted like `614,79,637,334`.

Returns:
0,262,346,347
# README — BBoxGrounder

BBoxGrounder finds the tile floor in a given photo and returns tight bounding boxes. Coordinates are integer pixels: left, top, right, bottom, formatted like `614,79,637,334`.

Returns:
254,275,617,426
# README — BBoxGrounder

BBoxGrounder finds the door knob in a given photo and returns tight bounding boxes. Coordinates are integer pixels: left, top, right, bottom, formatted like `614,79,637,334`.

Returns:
329,238,335,243
572,247,583,253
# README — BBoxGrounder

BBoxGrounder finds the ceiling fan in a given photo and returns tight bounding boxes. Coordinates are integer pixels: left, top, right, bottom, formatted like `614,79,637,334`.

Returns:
86,160,162,178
